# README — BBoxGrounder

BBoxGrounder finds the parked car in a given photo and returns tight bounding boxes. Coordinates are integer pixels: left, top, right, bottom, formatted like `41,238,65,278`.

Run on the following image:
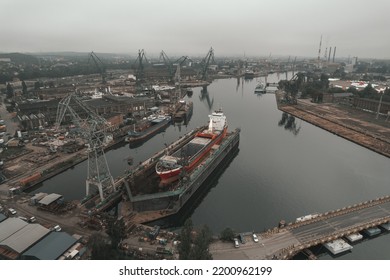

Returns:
239,234,246,244
252,233,259,243
53,225,62,232
8,208,17,215
29,216,37,223
234,238,239,248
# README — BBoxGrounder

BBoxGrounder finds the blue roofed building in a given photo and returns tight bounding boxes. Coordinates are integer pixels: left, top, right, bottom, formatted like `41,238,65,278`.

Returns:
22,231,79,260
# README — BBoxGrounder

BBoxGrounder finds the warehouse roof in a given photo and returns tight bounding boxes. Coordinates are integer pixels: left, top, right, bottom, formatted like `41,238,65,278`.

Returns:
0,218,27,242
22,232,78,260
38,193,63,205
0,224,50,253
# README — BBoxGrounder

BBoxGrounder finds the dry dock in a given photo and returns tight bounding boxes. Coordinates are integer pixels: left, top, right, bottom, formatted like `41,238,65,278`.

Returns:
276,91,390,158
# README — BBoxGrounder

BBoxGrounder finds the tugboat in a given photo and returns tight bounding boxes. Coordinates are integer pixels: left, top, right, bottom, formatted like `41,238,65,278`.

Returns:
156,109,227,181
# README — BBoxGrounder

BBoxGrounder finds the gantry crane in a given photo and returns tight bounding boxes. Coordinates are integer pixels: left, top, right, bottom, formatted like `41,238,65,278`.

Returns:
56,92,115,201
89,51,107,84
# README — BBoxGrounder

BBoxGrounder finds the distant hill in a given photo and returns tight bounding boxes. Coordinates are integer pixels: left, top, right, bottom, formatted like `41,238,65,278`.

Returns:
0,52,39,64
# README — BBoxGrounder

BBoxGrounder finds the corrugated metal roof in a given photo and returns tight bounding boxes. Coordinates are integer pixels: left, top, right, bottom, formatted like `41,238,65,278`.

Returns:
0,218,27,242
0,224,50,253
38,193,62,205
22,232,77,260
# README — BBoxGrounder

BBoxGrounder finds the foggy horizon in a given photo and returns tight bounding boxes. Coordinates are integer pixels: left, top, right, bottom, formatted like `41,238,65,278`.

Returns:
1,0,389,59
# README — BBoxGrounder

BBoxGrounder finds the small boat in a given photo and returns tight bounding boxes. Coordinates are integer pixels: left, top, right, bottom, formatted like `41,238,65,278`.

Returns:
186,88,193,97
125,115,171,146
174,101,193,124
156,109,227,181
254,82,266,94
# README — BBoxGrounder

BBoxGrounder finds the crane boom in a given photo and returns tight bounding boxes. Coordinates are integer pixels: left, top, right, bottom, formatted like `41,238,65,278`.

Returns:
89,51,107,84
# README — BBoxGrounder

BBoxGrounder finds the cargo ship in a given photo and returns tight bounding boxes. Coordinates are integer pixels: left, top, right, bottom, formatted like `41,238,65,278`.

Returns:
126,124,240,220
156,109,227,181
125,115,171,146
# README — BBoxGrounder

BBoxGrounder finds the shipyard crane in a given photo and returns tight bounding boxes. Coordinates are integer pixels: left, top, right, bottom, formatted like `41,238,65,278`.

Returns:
88,51,107,84
199,47,215,81
159,50,174,82
56,92,115,201
174,55,192,67
132,49,149,88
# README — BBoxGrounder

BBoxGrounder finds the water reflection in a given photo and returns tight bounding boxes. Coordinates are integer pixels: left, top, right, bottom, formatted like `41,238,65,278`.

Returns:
278,112,301,135
199,87,214,111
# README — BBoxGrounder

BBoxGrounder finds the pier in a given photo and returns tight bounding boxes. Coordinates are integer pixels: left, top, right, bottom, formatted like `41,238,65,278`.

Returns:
210,196,390,259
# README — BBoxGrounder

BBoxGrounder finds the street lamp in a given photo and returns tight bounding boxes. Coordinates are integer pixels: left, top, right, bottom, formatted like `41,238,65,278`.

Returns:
376,87,387,120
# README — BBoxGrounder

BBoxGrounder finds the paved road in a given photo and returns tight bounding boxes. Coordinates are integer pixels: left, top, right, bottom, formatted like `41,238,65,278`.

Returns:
210,198,390,259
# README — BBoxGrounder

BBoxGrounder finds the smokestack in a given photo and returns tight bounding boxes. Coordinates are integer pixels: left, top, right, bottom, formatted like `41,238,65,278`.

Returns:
332,47,336,62
328,47,332,62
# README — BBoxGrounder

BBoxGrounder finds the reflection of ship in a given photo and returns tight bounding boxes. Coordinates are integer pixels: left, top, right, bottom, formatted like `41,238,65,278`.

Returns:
173,100,193,124
254,82,266,94
156,109,227,181
125,115,171,146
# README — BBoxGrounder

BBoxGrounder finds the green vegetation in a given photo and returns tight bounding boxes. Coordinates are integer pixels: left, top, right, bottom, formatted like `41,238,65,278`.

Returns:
178,219,213,260
219,227,236,241
88,216,128,260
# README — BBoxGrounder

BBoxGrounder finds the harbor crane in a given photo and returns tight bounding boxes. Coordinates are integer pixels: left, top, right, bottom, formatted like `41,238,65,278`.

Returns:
133,49,149,89
55,92,115,201
199,47,215,81
88,51,107,84
174,55,192,67
159,50,174,82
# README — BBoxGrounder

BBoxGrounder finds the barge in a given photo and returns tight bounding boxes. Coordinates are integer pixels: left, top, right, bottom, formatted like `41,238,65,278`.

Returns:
125,115,171,147
324,239,353,255
345,233,363,243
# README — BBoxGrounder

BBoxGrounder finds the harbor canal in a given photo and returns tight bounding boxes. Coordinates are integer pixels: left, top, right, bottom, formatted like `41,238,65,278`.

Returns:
29,73,390,259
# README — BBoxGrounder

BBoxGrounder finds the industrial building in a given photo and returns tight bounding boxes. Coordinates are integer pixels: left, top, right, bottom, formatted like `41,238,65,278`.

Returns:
21,231,80,260
0,216,85,260
0,217,50,259
16,95,155,129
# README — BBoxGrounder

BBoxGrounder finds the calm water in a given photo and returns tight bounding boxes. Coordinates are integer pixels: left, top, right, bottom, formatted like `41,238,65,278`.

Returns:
31,73,390,259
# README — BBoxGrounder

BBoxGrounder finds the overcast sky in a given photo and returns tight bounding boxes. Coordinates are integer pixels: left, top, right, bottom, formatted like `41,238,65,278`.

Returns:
1,0,389,59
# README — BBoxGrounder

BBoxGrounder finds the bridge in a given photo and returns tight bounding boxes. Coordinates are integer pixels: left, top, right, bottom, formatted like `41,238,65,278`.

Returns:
210,196,390,259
